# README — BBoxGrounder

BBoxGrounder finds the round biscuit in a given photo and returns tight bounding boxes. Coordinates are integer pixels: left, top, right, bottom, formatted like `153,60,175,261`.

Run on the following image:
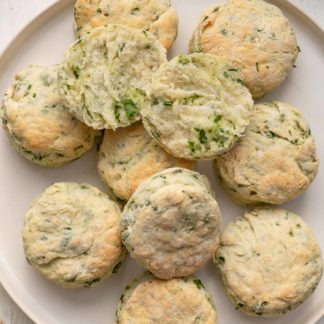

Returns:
22,182,125,288
1,65,97,167
121,167,221,279
97,122,195,201
116,274,217,323
215,208,323,317
214,101,319,206
189,0,299,99
141,53,253,160
74,0,178,50
58,24,167,130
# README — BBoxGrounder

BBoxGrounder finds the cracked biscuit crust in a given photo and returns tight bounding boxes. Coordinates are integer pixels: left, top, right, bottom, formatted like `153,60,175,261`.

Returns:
190,0,298,99
1,65,97,167
58,24,167,130
116,274,217,324
97,122,195,201
214,101,319,206
23,182,125,288
74,0,178,50
121,167,221,279
215,208,323,317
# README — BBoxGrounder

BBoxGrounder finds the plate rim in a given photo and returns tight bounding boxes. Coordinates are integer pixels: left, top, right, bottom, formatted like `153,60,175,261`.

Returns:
0,0,323,323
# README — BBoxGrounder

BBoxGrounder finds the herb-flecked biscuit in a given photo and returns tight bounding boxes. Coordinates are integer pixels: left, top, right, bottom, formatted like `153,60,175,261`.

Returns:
1,65,97,167
58,24,167,130
116,274,217,323
121,167,222,279
74,0,178,50
214,101,319,206
22,182,125,288
97,122,195,201
141,53,253,160
189,0,299,99
215,208,323,317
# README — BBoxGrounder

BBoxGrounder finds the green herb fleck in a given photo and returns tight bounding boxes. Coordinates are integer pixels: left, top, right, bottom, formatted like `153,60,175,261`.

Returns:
97,8,102,14
289,230,294,236
214,114,222,123
196,128,208,144
296,223,301,228
114,103,121,122
236,302,244,309
256,62,260,72
42,76,50,86
218,256,225,264
297,46,301,53
27,84,32,90
32,93,36,98
163,101,173,107
212,7,219,12
122,99,138,119
178,55,190,65
193,279,204,289
221,29,228,35
112,262,122,274
279,113,286,122
130,7,139,14
73,65,80,79
188,140,196,153
183,94,200,105
84,278,100,287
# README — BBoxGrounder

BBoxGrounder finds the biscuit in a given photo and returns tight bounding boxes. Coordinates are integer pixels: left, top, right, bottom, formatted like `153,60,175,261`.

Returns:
189,0,299,99
141,53,253,160
121,167,221,279
74,0,178,50
97,122,195,201
58,24,167,129
215,208,323,317
116,274,217,324
1,65,97,167
22,182,125,288
214,101,319,206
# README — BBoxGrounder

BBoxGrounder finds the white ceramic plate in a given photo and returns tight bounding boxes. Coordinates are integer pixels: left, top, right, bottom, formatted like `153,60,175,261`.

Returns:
0,0,323,323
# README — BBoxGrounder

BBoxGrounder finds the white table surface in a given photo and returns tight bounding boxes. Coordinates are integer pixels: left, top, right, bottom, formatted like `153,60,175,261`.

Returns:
0,0,323,323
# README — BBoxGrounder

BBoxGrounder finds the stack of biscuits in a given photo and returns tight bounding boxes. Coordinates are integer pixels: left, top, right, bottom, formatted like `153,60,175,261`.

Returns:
1,0,322,322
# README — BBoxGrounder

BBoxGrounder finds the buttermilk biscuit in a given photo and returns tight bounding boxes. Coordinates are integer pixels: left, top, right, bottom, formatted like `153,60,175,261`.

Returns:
58,24,167,130
141,53,253,160
121,167,221,279
74,0,178,50
215,208,323,317
189,0,299,99
23,182,125,288
1,65,97,167
214,101,319,206
116,274,217,324
97,122,195,201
